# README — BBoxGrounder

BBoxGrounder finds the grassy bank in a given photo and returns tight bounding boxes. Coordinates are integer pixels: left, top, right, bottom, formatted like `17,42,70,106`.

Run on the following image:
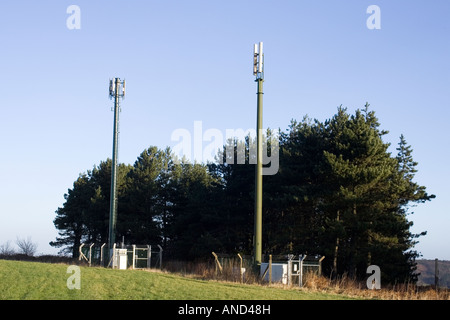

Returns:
0,259,355,300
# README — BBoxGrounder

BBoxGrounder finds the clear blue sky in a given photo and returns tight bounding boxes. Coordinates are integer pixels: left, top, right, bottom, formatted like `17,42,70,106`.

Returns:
0,0,449,260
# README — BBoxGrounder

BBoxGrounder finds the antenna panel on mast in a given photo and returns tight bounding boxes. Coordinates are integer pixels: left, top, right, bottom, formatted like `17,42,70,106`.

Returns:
253,42,264,77
258,42,263,73
109,79,114,97
253,44,258,75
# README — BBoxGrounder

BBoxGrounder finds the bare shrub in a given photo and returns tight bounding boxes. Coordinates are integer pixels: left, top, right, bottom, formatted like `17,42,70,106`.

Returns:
0,241,16,256
15,236,38,256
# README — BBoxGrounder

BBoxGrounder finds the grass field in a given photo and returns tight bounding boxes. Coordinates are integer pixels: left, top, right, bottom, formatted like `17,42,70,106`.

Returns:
0,259,356,300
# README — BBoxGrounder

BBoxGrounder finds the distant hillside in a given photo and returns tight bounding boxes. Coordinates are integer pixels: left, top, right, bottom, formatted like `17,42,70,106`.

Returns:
416,259,450,288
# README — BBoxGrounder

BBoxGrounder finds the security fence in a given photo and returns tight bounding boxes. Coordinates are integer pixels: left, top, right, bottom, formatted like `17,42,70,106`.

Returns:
78,243,162,269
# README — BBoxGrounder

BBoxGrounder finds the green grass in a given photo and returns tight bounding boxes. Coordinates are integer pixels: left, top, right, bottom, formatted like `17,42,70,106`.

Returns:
0,259,358,300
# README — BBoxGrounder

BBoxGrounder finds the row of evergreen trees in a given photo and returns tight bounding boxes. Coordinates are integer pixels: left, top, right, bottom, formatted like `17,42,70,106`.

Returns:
51,105,434,282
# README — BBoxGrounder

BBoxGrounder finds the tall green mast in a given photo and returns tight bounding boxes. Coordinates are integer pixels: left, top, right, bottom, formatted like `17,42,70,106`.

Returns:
108,78,125,259
253,42,264,265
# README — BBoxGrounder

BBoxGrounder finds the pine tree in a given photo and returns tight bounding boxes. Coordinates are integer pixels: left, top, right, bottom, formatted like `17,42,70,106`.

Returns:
322,105,397,277
119,147,172,245
50,173,93,257
167,161,222,259
51,159,132,257
208,136,257,255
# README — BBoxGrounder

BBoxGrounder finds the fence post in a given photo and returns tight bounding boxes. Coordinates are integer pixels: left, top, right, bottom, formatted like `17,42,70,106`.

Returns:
89,243,95,267
435,258,439,289
299,255,306,287
287,258,292,286
212,252,223,275
132,245,136,270
318,256,325,276
147,245,151,269
269,255,272,285
100,243,106,266
158,245,163,269
79,244,85,262
237,253,243,283
109,243,117,268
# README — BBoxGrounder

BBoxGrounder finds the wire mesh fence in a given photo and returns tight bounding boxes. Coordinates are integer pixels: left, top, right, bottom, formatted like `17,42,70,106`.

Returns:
78,243,162,269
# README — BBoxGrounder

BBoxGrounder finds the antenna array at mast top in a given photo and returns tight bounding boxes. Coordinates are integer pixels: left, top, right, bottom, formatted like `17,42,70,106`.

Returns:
253,42,264,78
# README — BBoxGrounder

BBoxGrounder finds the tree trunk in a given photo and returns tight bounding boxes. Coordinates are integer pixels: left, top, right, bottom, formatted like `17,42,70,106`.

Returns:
333,210,340,276
72,231,81,259
348,204,358,278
